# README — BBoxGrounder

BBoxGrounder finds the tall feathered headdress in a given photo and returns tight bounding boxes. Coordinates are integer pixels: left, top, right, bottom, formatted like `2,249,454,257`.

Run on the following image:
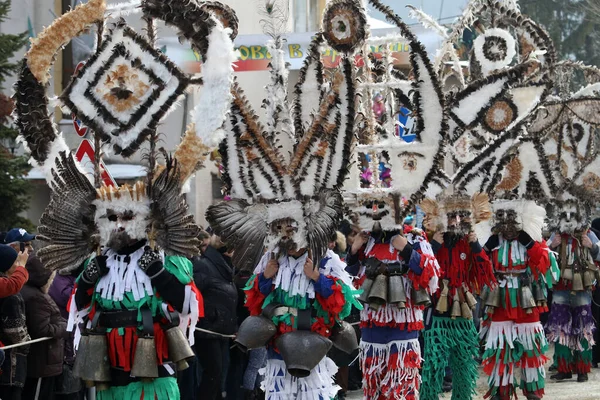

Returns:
14,0,238,272
528,61,600,229
409,0,555,166
446,1,560,242
205,0,365,270
344,0,449,231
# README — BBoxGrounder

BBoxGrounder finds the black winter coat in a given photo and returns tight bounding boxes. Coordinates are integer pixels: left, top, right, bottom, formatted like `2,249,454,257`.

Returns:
21,256,66,378
192,247,238,338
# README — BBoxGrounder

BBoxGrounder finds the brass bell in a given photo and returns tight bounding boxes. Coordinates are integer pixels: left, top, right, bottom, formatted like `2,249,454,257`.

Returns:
450,292,461,319
485,286,501,312
72,333,90,380
583,270,595,289
388,275,407,308
78,332,111,384
435,279,450,313
166,326,195,371
461,301,473,320
533,284,547,307
562,267,574,281
572,272,584,292
464,287,478,310
520,285,536,314
412,287,431,307
358,278,374,303
480,286,489,306
131,336,159,378
368,274,388,306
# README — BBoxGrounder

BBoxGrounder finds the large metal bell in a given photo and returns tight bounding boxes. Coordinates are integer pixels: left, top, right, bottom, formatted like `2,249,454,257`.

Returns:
534,284,547,307
464,288,478,310
78,332,111,384
72,333,90,380
480,286,490,306
562,267,574,281
460,301,473,320
358,278,374,303
572,272,584,292
520,285,536,314
234,315,277,352
412,287,431,307
388,275,407,308
583,270,595,289
131,336,159,378
368,275,388,306
435,279,450,313
331,321,359,354
450,292,461,319
276,331,332,378
485,286,501,311
166,326,195,370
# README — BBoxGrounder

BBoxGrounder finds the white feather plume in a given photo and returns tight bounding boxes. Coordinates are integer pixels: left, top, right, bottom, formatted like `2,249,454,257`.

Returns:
193,20,237,147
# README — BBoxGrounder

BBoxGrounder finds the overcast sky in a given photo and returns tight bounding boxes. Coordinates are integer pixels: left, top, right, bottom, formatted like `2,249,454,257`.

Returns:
367,0,470,26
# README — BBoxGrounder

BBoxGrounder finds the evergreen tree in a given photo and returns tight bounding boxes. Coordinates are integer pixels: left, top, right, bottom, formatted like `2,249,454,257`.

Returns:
0,0,33,232
521,0,600,66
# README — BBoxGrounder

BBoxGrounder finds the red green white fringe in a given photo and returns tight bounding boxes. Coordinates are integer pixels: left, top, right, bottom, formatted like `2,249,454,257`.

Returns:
360,338,421,400
482,321,547,396
259,357,339,400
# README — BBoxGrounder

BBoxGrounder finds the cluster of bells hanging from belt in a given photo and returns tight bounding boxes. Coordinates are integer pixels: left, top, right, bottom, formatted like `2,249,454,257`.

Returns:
72,326,194,390
481,277,547,315
435,279,478,320
357,273,432,309
561,265,598,293
232,306,360,378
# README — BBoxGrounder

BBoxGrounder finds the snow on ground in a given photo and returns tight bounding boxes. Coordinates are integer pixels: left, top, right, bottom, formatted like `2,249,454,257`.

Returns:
346,345,600,399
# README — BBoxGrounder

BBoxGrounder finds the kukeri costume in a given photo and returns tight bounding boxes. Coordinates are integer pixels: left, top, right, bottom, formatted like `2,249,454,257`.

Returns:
342,1,452,398
529,62,600,383
419,193,496,400
14,0,238,397
446,3,562,398
205,1,365,398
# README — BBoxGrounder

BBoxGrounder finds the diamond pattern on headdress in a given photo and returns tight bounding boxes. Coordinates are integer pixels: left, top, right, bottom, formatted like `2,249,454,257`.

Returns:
61,23,189,157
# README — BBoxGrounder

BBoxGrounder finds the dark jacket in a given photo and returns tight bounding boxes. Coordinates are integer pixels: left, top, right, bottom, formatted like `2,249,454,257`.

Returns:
49,273,76,362
0,290,29,388
21,256,66,378
192,246,238,337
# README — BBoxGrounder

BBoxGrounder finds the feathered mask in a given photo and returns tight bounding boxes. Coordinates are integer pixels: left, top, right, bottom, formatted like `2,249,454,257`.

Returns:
206,0,366,270
420,192,492,234
14,0,238,272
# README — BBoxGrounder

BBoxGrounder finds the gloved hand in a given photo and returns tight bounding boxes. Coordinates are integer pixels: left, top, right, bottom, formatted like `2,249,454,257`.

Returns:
517,231,534,249
81,255,109,284
138,247,164,277
484,235,499,251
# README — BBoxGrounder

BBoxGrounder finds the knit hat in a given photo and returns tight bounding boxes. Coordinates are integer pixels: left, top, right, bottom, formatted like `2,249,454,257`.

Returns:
0,244,18,273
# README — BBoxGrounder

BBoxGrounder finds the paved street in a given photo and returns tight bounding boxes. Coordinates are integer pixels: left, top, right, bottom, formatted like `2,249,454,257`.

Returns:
346,345,600,399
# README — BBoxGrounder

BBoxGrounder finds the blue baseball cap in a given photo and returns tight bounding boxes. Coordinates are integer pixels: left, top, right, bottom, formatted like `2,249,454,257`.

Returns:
4,228,36,244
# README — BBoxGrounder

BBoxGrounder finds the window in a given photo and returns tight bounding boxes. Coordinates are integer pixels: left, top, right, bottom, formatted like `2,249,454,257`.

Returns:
294,0,326,32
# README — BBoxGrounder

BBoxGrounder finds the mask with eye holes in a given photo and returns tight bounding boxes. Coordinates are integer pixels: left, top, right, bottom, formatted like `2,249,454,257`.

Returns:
94,183,151,252
548,200,590,235
269,218,300,255
492,208,520,240
445,209,473,240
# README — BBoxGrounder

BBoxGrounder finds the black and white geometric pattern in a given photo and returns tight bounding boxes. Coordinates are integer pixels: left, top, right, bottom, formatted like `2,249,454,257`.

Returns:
61,23,189,157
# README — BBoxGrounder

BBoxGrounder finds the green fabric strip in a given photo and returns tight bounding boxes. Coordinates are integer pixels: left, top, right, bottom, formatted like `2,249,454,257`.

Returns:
164,255,193,284
97,377,179,400
421,316,479,400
